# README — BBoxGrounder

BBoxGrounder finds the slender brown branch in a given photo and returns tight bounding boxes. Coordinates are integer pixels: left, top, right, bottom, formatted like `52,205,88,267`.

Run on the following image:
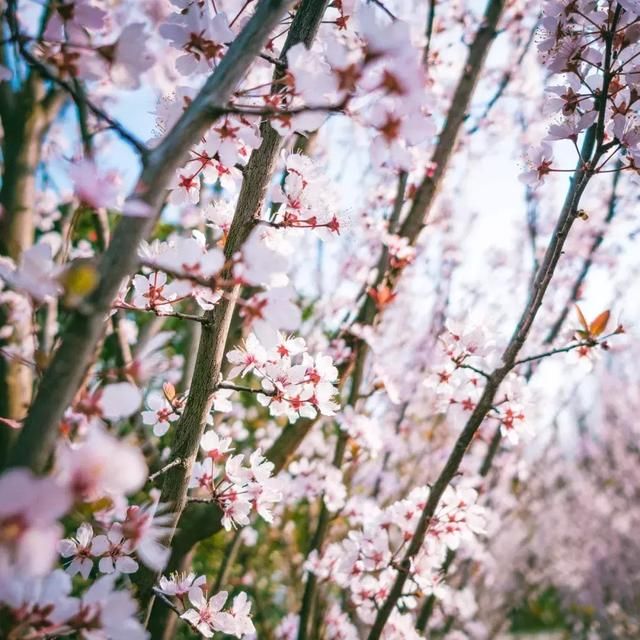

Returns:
217,381,266,394
152,588,203,636
366,10,623,630
423,0,437,65
399,0,506,244
457,362,491,379
354,0,506,332
467,15,539,135
415,548,455,631
187,497,216,504
13,40,147,154
148,458,185,483
152,589,183,617
544,160,622,344
369,0,398,21
297,342,366,640
212,100,347,118
116,303,209,325
512,332,617,368
141,2,331,634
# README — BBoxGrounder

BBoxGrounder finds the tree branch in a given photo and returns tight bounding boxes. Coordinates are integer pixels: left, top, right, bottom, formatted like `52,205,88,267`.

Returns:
140,1,331,633
7,0,297,473
10,36,147,154
367,87,612,639
467,15,539,135
354,0,506,330
399,0,506,244
423,0,437,65
544,160,622,344
512,332,618,368
297,343,366,640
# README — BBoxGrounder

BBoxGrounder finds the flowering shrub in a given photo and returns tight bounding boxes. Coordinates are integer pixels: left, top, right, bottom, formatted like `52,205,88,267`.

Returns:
0,0,638,638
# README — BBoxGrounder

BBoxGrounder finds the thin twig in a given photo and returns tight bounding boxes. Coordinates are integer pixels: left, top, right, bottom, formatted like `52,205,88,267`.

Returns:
152,589,183,617
213,99,348,119
544,160,623,344
512,332,618,367
467,16,539,135
10,34,147,154
217,381,265,394
369,0,398,21
423,0,437,65
148,458,185,482
457,362,491,379
152,588,202,636
116,303,210,325
187,497,216,504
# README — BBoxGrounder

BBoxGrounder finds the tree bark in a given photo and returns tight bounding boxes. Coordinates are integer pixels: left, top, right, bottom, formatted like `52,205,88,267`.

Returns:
0,73,64,460
143,1,331,635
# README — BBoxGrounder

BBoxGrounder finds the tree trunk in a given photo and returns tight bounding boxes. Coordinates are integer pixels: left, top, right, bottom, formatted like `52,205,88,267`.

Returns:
0,75,63,460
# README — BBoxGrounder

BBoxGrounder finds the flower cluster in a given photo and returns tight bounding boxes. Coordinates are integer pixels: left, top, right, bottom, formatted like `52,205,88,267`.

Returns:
521,1,640,185
160,3,234,76
133,232,225,310
158,571,255,638
281,457,347,512
268,153,340,235
0,571,148,639
424,322,529,442
59,497,170,578
190,430,281,530
166,112,261,205
0,464,156,638
226,332,340,421
0,241,62,302
283,5,434,168
305,484,486,624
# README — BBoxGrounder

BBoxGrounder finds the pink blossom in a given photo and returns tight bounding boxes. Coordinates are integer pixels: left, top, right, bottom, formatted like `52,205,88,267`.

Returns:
69,160,123,210
142,391,180,437
58,523,100,579
158,572,206,597
160,7,234,75
216,591,256,637
55,426,147,502
181,587,228,637
0,241,62,302
93,527,139,575
0,468,70,576
77,574,148,639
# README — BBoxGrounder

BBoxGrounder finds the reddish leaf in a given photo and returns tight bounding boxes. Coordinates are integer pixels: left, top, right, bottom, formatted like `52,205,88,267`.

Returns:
575,304,589,332
589,310,610,337
163,382,176,401
368,284,396,310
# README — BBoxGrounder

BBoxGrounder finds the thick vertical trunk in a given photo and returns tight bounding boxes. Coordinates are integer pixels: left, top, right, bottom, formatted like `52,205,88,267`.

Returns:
0,78,61,455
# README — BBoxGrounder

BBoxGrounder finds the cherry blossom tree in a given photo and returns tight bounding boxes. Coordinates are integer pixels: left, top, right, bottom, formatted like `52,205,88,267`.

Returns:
0,0,639,638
